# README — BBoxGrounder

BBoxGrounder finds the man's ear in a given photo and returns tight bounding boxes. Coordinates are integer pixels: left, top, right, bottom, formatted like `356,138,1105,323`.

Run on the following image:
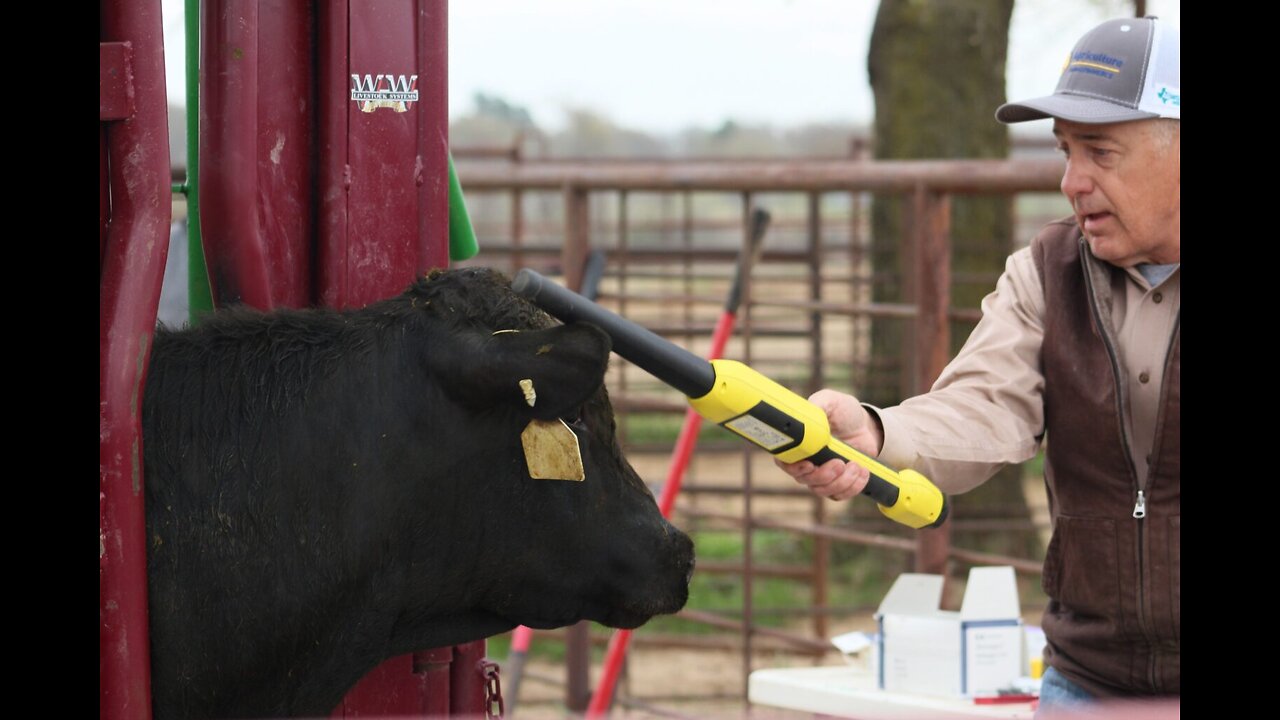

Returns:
431,323,611,420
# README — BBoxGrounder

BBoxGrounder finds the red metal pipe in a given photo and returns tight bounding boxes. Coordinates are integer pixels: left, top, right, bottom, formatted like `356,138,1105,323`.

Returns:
448,641,488,715
100,123,109,269
196,0,315,311
316,0,350,307
199,0,274,310
416,0,450,274
512,624,534,654
255,0,315,308
100,0,172,717
419,647,454,717
193,0,313,311
318,0,450,309
195,0,316,308
455,157,1064,193
100,39,133,269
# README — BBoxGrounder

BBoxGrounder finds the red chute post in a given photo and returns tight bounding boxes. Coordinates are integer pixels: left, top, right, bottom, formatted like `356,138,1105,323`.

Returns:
317,0,451,308
194,0,485,715
198,0,314,310
100,0,172,717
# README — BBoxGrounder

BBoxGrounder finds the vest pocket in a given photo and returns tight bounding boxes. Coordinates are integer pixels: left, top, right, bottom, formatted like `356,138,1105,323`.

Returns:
1041,516,1120,620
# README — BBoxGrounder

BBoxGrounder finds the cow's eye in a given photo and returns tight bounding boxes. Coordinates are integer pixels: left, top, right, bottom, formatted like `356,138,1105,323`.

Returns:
565,413,586,430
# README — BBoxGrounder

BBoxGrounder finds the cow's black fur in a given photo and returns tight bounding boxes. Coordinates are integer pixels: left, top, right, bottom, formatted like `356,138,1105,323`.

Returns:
143,268,694,719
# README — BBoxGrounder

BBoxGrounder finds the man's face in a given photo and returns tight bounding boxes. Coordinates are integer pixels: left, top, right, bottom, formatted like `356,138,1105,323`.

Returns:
1053,118,1180,267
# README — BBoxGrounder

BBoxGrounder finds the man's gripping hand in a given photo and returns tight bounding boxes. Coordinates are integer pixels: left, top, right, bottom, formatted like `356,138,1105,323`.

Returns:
774,389,885,502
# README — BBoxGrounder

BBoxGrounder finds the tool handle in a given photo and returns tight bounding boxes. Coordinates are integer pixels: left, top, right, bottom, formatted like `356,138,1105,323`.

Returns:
724,207,771,314
807,444,901,507
512,268,716,398
808,436,949,529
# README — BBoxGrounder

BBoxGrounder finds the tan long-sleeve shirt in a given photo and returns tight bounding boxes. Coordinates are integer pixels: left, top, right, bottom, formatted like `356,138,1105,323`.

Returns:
871,245,1181,495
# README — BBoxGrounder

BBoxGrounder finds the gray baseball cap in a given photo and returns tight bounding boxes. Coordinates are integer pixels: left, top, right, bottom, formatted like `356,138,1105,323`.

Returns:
997,16,1180,124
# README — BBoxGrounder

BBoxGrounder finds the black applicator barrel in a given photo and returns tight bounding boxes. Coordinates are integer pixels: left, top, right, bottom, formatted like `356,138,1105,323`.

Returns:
512,269,717,399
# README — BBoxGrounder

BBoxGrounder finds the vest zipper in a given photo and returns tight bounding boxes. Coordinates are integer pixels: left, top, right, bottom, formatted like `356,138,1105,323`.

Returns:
1141,310,1179,692
1079,244,1158,692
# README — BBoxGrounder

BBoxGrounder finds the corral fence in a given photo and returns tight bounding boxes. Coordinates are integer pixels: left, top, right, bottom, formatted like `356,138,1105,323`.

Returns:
452,148,1067,715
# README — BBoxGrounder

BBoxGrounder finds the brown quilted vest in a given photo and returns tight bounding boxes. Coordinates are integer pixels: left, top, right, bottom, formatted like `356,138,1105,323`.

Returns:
1032,219,1180,698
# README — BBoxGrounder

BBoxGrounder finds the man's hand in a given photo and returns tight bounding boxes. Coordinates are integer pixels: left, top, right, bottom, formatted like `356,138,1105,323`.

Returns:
774,389,884,502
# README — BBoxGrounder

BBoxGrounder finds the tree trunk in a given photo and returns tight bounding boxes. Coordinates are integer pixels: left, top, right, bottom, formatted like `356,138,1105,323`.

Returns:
863,0,1039,564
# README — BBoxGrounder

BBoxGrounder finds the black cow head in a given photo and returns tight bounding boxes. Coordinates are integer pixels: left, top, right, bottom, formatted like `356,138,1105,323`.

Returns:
401,268,695,635
143,267,693,718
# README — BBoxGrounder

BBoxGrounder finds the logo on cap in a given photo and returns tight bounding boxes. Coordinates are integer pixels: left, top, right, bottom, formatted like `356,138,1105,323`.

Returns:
1157,86,1180,107
1067,51,1124,78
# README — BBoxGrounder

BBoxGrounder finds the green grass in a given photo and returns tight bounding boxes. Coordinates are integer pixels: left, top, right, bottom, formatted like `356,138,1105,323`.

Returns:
620,412,724,446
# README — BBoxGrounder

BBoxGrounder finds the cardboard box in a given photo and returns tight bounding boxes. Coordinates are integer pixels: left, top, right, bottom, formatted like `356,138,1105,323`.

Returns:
875,565,1023,698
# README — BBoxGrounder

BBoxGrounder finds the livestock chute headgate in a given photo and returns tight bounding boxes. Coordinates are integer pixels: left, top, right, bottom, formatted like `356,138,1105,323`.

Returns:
100,1,485,717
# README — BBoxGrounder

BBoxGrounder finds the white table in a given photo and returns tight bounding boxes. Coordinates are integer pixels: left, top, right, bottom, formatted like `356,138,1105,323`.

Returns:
749,666,1035,719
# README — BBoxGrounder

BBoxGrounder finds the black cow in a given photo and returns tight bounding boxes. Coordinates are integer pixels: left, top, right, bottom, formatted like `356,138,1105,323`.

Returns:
142,267,694,719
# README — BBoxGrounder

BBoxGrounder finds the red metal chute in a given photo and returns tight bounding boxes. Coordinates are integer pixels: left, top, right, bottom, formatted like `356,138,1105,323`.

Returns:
103,0,483,716
100,0,172,717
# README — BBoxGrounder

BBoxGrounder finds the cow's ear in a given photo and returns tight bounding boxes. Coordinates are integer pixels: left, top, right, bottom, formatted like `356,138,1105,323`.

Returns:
436,323,611,420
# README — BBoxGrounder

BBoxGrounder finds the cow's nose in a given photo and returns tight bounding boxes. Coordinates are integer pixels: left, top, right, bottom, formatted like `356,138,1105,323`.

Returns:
679,536,695,584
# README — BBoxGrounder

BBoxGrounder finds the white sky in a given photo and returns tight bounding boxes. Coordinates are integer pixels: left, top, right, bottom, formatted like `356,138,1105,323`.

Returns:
162,0,1179,134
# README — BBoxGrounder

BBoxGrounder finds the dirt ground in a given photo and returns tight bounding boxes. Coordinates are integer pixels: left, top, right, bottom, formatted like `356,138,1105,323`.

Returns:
510,647,845,720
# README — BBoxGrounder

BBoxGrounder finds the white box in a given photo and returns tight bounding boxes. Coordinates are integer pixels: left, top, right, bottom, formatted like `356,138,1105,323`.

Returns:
875,566,1023,698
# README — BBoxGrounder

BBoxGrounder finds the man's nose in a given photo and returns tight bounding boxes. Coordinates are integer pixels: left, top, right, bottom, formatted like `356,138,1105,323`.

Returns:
1060,158,1093,201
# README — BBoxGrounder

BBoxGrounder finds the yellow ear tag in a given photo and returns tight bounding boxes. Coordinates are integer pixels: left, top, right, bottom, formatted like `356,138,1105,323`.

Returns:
520,419,585,481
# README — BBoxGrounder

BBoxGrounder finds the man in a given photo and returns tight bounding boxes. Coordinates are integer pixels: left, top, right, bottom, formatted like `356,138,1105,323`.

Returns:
777,16,1179,708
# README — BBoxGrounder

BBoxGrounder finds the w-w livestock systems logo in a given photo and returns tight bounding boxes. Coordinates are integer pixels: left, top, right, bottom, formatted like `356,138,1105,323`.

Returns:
350,74,418,113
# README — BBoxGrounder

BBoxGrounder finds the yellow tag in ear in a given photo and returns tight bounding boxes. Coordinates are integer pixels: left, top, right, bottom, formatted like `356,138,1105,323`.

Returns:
520,419,586,481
